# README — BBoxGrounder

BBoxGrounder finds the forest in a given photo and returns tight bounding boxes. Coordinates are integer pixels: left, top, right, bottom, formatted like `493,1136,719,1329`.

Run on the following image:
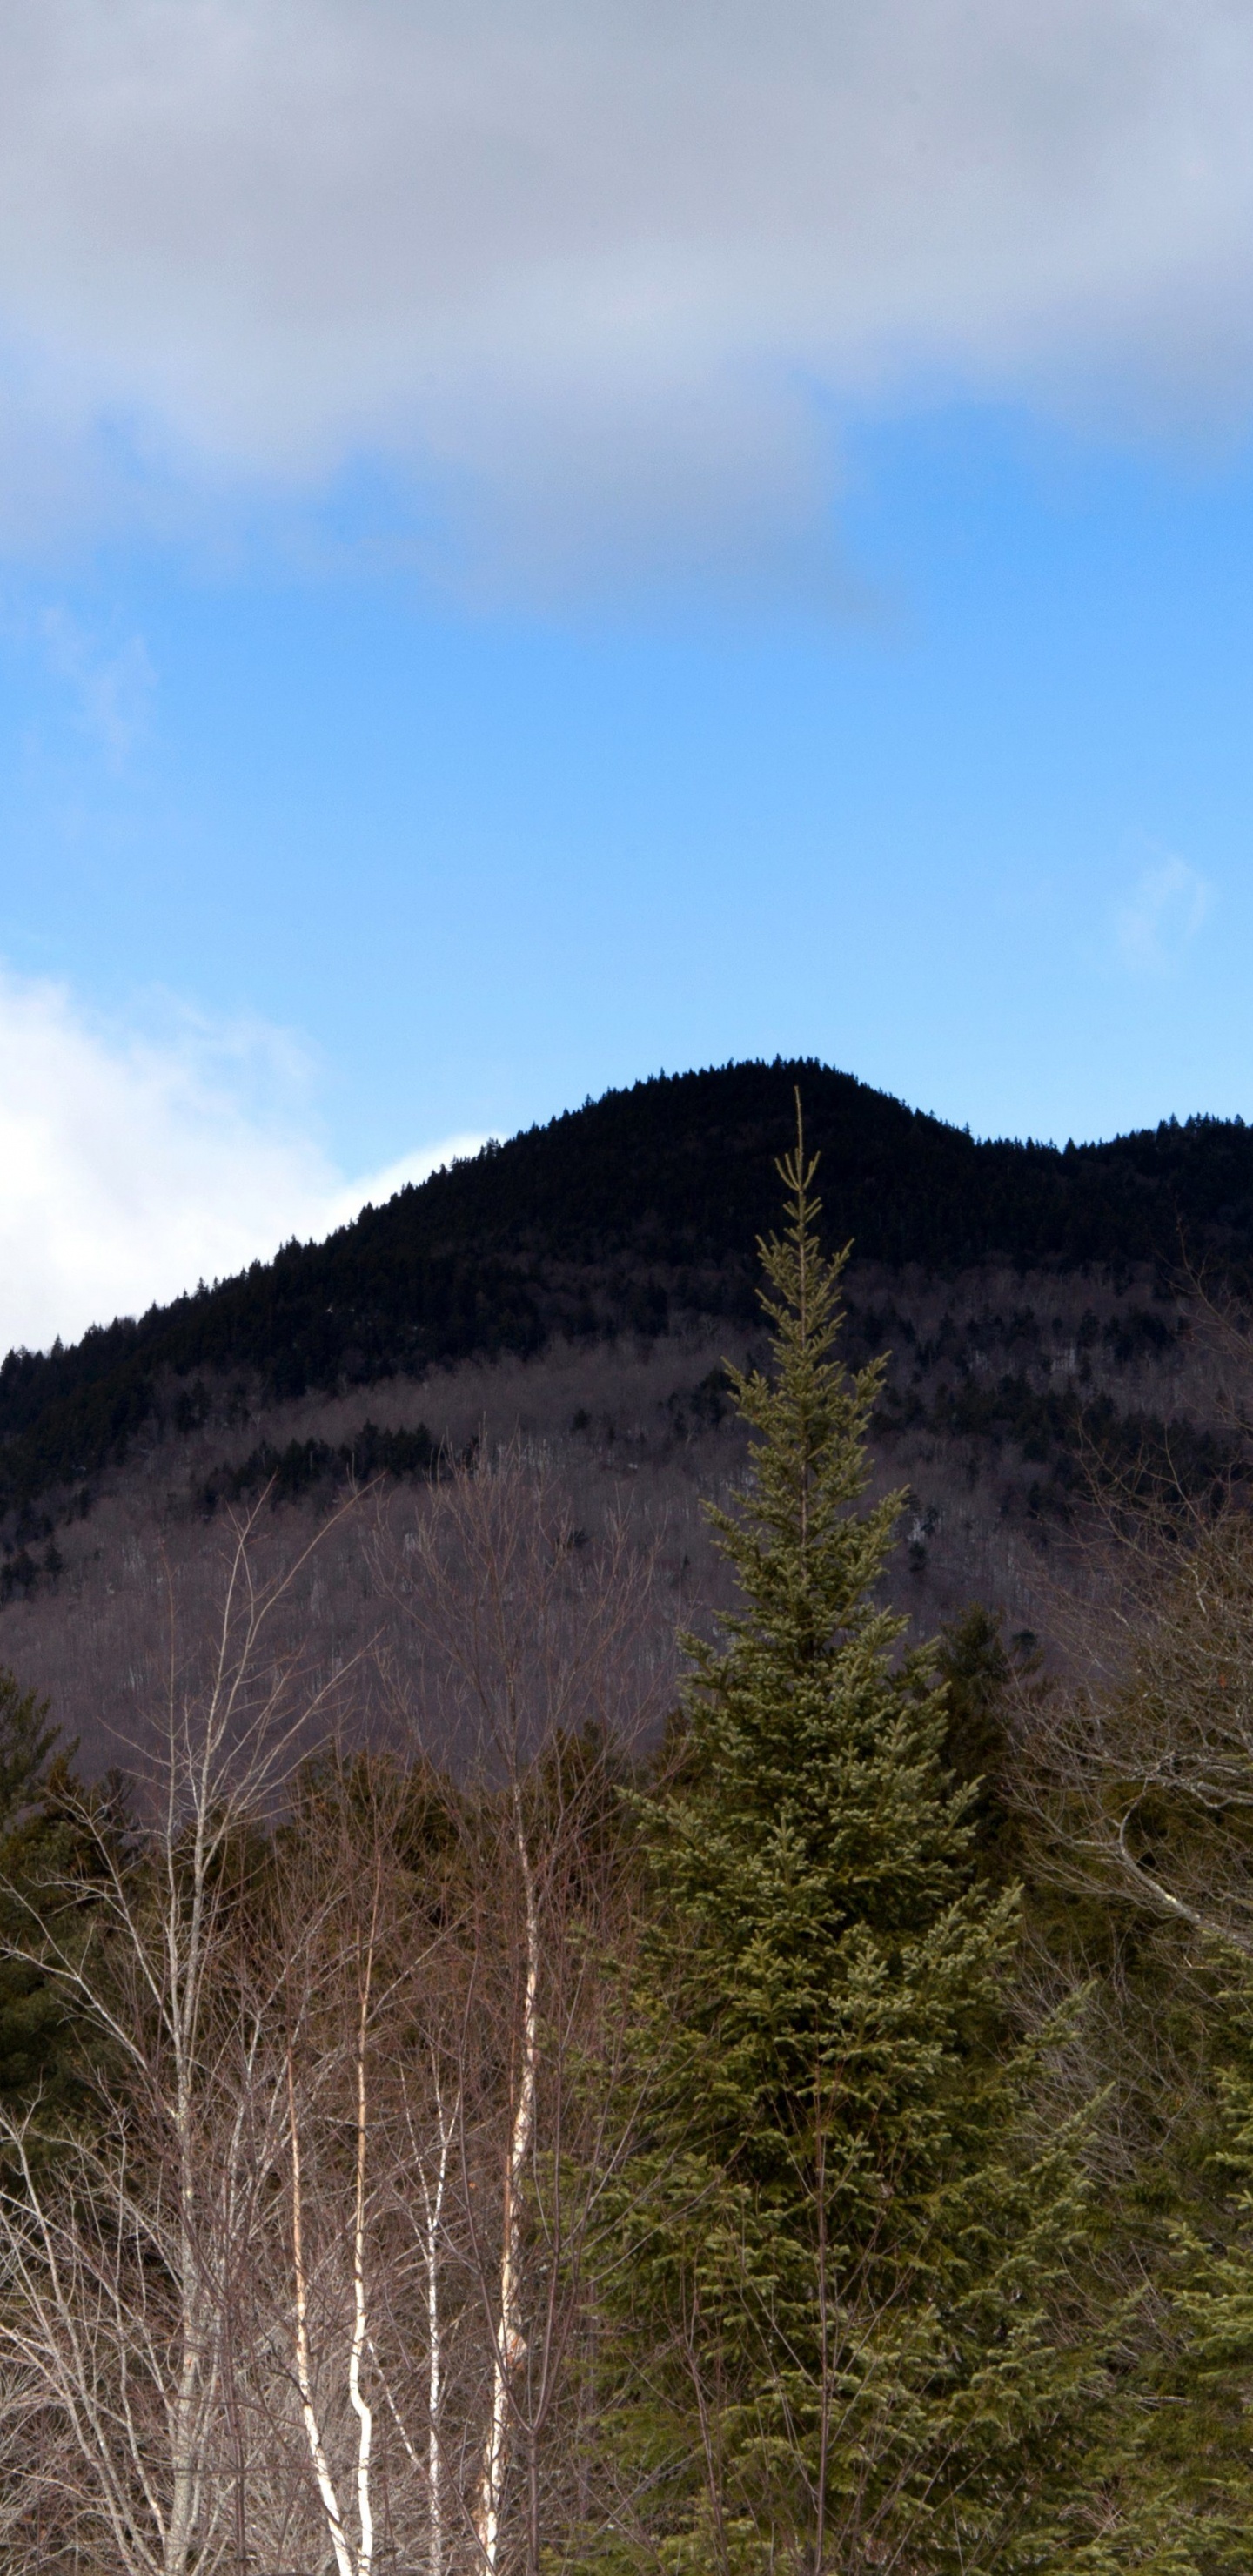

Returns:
4,1057,1253,1526
1,1133,1253,2573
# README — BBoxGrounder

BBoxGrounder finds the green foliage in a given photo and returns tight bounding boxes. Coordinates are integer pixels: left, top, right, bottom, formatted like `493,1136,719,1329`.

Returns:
1108,1967,1253,2572
0,1676,98,2123
0,1667,56,1824
935,1605,1044,1885
1034,1952,1253,2576
595,1124,1099,2575
1145,1965,1253,2571
0,1678,147,2141
1029,1513,1253,2570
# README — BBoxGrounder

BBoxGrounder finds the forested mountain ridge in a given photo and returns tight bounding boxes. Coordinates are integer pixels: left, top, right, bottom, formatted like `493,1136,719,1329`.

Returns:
11,1153,1253,2573
3,1057,1252,1523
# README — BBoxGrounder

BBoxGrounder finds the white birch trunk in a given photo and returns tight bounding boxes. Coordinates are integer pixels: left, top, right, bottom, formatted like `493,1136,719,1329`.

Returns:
422,2078,457,2576
474,1792,540,2574
350,1977,375,2576
288,2049,356,2576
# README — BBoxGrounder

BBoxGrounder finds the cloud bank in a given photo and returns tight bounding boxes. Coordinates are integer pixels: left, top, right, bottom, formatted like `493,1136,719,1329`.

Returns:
0,967,484,1357
2,1,1253,587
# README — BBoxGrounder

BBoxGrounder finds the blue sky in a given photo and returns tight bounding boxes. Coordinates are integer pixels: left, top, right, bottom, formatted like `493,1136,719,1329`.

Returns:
3,1,1253,1349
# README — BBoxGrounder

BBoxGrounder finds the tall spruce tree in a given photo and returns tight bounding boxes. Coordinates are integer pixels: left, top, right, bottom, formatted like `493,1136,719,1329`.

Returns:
597,1117,1097,2576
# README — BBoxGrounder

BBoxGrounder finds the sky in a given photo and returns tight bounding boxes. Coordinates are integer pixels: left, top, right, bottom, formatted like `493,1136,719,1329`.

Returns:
3,0,1253,1352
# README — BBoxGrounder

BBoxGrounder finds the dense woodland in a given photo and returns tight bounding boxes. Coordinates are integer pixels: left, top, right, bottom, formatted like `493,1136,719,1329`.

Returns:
3,1138,1253,2572
4,1059,1253,1526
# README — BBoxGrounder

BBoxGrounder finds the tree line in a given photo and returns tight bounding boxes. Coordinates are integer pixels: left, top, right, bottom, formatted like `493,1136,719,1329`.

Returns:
2,1130,1253,2571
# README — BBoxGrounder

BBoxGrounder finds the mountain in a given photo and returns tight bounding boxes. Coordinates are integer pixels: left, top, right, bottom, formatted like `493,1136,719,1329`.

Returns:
2,1057,1251,1761
3,1057,1252,1526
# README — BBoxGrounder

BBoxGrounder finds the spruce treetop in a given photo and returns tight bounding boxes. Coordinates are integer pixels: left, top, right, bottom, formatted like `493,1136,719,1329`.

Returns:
706,1104,904,1660
661,1099,975,1968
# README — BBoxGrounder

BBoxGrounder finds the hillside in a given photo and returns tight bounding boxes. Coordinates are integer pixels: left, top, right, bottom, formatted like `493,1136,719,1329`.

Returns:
3,1057,1253,1526
2,1057,1251,1761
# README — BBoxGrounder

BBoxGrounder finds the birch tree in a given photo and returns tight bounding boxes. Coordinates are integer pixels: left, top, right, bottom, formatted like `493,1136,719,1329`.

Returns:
375,1441,671,2576
0,1504,352,2576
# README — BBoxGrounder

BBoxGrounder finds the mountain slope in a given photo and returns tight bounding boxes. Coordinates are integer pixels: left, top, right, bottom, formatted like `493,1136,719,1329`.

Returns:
3,1058,1252,1526
5,1058,1253,1763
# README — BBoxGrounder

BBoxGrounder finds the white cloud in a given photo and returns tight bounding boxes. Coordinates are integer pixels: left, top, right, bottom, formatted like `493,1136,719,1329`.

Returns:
1114,855,1214,974
0,965,485,1355
38,606,155,765
1,2,1252,587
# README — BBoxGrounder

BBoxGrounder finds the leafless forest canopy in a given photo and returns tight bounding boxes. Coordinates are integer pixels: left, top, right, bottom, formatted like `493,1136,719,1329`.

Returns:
0,1448,683,2575
0,1254,1235,1768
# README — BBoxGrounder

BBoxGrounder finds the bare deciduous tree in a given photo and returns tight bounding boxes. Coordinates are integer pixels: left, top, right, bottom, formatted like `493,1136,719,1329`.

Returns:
1021,1501,1253,1954
0,1450,674,2576
0,1502,355,2576
372,1439,673,2576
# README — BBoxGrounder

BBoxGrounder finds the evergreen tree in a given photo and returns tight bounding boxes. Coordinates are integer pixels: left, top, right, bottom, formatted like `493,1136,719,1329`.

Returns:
1101,1962,1253,2576
0,1672,109,2128
598,1117,1097,2576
